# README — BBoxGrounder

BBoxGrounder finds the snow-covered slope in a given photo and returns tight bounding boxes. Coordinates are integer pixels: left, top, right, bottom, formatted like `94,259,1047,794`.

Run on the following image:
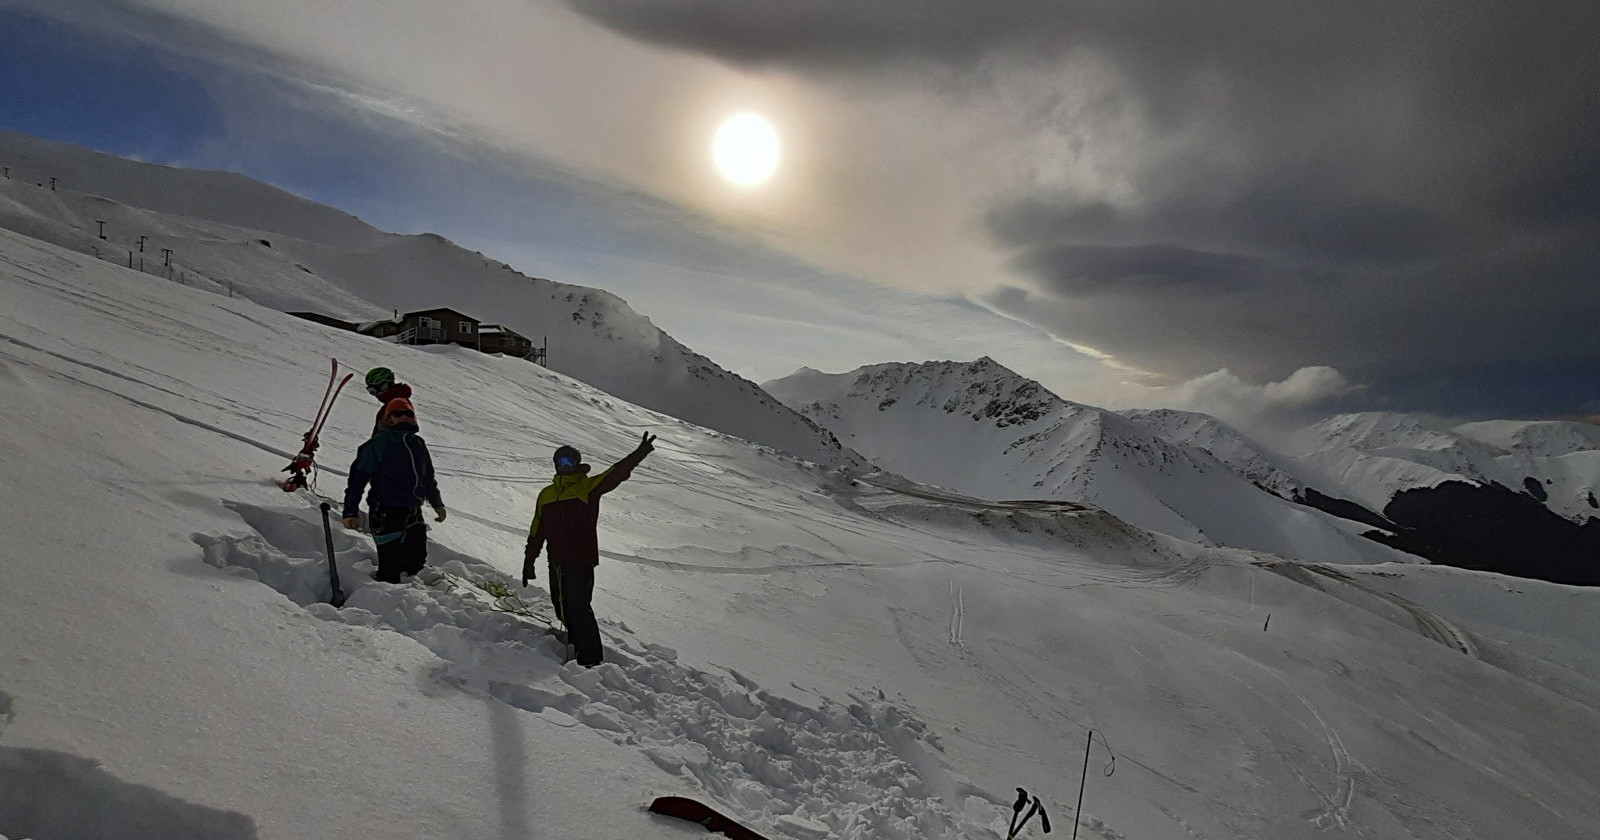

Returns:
1124,406,1600,530
1289,412,1600,523
0,128,382,247
0,129,858,469
1455,418,1600,456
1290,412,1512,501
1119,407,1304,499
3,227,1600,839
765,359,1413,566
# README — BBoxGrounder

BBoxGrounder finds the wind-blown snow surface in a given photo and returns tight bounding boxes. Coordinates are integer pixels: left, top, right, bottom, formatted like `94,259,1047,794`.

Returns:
3,231,1600,840
0,129,857,469
765,360,1412,567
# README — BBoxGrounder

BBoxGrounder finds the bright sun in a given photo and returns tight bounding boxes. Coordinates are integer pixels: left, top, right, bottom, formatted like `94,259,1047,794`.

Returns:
712,113,781,187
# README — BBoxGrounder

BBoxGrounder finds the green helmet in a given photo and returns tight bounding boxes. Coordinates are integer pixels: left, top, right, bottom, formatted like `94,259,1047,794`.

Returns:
364,366,395,388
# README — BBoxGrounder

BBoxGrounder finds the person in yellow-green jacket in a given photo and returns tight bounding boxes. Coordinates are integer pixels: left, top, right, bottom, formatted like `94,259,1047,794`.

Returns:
523,433,656,666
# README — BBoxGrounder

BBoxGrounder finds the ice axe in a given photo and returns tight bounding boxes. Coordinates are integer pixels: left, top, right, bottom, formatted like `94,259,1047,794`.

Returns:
1007,787,1051,838
319,502,347,607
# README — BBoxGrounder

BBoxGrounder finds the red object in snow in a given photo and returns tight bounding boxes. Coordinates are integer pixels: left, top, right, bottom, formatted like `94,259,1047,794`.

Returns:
648,797,770,840
281,358,352,491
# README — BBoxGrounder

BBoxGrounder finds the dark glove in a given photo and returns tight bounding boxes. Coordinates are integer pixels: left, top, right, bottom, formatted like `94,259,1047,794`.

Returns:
634,432,657,456
522,545,538,586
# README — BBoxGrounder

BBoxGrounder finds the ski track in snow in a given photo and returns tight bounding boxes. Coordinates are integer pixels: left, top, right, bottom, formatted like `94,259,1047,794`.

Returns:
0,333,320,474
192,500,1009,840
1222,652,1364,836
1277,676,1360,833
600,548,889,576
1269,562,1480,659
1301,566,1479,659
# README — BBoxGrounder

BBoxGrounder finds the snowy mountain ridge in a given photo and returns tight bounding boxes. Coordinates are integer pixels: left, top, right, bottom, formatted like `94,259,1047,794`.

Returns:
1288,411,1600,524
775,357,1600,582
1455,418,1600,457
766,358,1415,567
773,356,1057,430
0,129,862,470
1118,407,1305,499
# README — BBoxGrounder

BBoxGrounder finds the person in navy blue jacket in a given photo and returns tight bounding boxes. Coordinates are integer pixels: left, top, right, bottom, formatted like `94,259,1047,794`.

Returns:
341,398,446,583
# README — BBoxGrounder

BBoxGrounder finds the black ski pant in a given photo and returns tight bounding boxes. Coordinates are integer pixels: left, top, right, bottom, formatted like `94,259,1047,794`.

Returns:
549,561,602,667
371,505,427,583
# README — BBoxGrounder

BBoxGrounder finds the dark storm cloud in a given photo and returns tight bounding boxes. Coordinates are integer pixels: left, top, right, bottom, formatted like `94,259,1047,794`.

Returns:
569,0,1600,416
1362,358,1600,422
987,187,1460,267
564,1,1034,72
1011,244,1266,295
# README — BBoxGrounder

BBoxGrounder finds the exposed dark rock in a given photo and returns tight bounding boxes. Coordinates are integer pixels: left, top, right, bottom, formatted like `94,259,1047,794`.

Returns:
1368,480,1600,586
1293,487,1394,531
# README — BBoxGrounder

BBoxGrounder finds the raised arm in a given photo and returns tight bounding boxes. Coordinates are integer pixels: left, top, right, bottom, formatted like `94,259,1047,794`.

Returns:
591,433,657,497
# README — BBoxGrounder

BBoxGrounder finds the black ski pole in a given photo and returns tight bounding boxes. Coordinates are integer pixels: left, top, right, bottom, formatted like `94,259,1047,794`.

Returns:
1071,730,1092,840
320,502,347,607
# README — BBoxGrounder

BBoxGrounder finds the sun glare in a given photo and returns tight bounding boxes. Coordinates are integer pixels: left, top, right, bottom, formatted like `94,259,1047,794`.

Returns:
712,113,781,187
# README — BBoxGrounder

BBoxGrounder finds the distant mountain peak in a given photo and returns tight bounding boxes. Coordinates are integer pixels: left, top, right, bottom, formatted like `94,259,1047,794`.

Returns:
1121,407,1303,499
768,358,1413,566
835,358,1060,430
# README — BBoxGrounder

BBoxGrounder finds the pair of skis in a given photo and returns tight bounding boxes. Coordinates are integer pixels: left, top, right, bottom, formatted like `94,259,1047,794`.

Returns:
280,358,353,492
280,359,352,606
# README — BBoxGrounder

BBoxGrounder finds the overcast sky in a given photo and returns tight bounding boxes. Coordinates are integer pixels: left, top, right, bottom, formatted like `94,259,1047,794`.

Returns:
3,0,1597,425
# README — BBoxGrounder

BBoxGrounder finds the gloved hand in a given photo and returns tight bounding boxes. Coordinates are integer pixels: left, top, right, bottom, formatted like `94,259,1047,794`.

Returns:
522,544,538,586
341,516,360,530
433,505,447,522
635,432,657,456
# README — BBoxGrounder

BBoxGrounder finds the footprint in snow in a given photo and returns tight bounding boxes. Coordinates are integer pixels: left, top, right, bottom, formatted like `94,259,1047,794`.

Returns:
194,500,1013,840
